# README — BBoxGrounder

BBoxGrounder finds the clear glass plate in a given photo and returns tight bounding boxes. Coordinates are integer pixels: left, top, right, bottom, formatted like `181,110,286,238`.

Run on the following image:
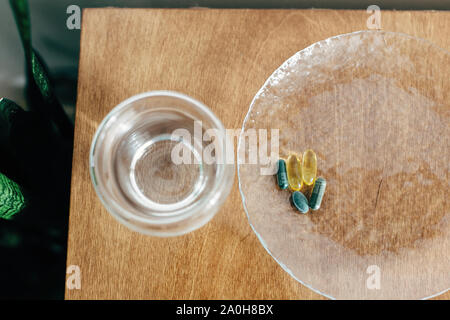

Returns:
238,31,449,299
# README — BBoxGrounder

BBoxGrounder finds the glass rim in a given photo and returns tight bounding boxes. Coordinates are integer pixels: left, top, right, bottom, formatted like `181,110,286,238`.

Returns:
90,90,235,236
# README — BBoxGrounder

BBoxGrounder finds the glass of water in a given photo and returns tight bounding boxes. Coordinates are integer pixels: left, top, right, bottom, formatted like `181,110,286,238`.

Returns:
90,91,234,236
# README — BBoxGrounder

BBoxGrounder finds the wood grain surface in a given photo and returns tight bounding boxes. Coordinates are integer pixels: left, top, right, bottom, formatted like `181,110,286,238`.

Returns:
66,9,449,299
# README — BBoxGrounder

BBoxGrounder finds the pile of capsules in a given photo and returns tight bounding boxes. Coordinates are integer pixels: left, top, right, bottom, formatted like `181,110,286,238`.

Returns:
276,149,326,214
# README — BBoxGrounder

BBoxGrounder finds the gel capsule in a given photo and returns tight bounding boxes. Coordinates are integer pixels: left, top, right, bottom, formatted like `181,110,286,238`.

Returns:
301,149,317,186
291,191,309,214
276,159,289,190
309,177,326,210
286,154,302,191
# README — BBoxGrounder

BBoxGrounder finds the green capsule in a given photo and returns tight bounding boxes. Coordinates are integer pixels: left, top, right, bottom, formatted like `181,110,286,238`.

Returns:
276,159,289,190
309,177,326,210
291,191,309,214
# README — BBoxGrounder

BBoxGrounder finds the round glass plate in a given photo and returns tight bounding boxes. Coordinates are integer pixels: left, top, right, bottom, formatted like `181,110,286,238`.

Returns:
238,31,449,299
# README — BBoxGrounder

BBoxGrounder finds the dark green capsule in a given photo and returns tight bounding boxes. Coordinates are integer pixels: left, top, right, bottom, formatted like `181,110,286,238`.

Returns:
291,191,309,214
276,159,289,190
309,177,326,210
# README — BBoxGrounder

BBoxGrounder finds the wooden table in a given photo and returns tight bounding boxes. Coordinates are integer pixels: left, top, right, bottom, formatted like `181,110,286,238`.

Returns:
66,8,449,299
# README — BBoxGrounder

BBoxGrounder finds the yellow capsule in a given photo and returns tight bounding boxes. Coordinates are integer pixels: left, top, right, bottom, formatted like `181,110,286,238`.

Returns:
286,154,303,191
302,149,317,186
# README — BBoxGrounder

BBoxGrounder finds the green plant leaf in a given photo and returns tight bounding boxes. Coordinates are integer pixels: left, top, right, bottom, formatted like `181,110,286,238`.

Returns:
9,0,31,60
0,98,24,140
0,172,27,220
9,0,74,141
